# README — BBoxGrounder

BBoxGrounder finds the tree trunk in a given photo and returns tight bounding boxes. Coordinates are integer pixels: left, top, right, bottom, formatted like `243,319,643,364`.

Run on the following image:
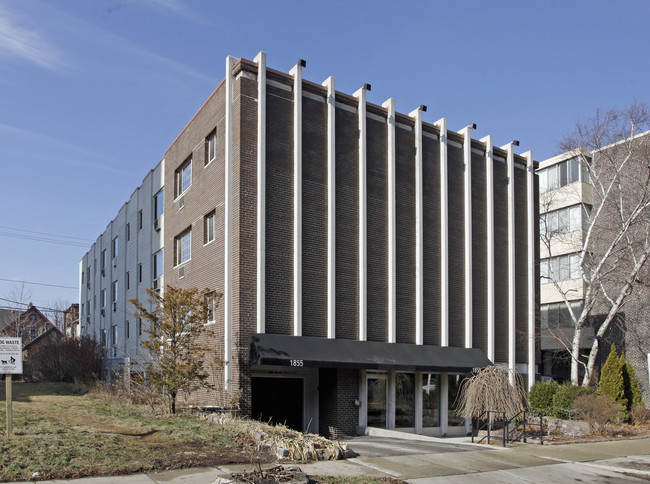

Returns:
571,324,583,385
170,390,176,415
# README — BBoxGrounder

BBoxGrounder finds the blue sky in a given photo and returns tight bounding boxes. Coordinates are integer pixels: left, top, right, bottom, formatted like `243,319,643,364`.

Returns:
1,0,649,311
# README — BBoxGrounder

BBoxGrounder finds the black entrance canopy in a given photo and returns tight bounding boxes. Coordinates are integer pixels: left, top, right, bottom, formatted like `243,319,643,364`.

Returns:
249,334,492,373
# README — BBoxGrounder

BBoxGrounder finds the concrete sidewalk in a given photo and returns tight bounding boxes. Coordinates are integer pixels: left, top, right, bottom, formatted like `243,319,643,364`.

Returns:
7,436,650,483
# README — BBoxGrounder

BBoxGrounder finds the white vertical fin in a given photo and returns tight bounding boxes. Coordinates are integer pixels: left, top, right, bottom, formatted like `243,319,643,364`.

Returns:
502,141,517,384
409,106,426,346
289,60,305,337
459,124,474,349
480,135,495,362
353,85,369,342
224,55,235,392
524,150,536,389
382,98,396,344
435,118,449,347
323,76,336,339
254,51,266,335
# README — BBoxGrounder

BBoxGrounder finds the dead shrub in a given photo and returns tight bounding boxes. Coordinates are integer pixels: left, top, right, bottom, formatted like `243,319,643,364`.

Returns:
630,404,650,425
572,394,621,432
24,336,102,383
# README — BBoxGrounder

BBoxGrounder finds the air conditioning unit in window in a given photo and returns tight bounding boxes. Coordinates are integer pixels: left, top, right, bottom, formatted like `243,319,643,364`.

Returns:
178,266,185,278
153,218,160,231
101,268,105,277
179,196,185,210
113,302,117,312
101,308,105,317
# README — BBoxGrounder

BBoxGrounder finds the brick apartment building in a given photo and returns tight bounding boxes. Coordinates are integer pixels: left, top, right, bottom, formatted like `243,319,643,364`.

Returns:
80,53,539,438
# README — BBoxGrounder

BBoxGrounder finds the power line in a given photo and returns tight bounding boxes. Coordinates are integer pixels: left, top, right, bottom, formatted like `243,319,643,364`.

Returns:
0,278,78,290
0,225,95,242
0,232,90,248
0,298,71,314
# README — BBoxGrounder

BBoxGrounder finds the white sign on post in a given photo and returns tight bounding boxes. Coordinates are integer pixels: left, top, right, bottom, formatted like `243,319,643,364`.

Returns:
0,338,22,374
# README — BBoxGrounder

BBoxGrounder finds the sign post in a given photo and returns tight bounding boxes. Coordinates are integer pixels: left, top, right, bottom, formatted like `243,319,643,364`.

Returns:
0,337,22,436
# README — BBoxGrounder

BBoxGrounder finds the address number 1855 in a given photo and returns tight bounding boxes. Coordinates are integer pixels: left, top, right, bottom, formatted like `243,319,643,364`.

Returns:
290,359,304,367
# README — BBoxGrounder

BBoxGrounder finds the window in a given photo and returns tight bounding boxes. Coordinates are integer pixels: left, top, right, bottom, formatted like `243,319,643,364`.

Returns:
153,250,163,280
154,189,164,220
30,328,37,340
206,130,216,165
540,253,582,282
138,318,143,336
205,292,218,324
125,320,130,339
204,211,216,244
112,236,118,258
101,329,107,347
540,204,590,238
101,250,106,270
138,263,143,283
541,301,584,329
138,210,143,230
175,229,191,265
176,158,192,197
127,223,131,241
126,271,130,290
539,157,585,194
112,280,118,302
101,289,107,308
111,325,117,346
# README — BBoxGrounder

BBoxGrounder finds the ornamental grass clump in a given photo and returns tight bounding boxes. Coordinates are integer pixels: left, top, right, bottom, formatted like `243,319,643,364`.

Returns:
455,366,528,424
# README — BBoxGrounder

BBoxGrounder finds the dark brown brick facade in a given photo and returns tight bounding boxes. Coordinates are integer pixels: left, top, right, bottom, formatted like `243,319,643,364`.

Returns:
159,57,537,430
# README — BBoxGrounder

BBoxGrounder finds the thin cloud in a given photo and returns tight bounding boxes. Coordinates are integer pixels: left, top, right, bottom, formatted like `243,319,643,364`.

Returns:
0,123,141,178
0,4,63,69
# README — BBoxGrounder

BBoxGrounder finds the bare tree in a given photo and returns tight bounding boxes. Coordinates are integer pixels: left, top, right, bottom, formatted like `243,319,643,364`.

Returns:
2,282,33,336
544,104,650,386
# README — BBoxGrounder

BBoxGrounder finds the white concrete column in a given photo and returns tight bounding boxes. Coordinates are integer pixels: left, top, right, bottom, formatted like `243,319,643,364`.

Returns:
353,85,370,341
290,60,305,337
459,124,475,349
383,98,397,344
409,106,426,346
480,135,495,362
323,76,336,339
254,51,266,334
224,55,235,391
434,118,449,347
501,141,518,384
524,150,536,389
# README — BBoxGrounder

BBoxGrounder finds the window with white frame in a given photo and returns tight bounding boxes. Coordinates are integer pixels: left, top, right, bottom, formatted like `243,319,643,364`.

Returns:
176,158,192,197
175,229,191,265
111,325,117,346
206,292,218,324
541,301,584,329
101,249,106,270
112,280,118,302
206,130,216,165
153,249,163,280
539,157,583,194
204,211,216,244
154,189,164,220
112,236,118,258
540,204,590,237
540,252,582,282
101,289,107,308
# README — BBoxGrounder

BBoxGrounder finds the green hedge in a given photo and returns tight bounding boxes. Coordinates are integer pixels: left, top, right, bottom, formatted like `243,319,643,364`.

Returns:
552,383,594,419
528,381,559,415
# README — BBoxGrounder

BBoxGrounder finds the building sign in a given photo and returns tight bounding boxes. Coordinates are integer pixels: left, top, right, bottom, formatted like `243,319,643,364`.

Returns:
0,338,22,374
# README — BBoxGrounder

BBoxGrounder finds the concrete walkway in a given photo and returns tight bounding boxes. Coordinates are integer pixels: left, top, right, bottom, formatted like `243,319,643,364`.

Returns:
7,435,650,483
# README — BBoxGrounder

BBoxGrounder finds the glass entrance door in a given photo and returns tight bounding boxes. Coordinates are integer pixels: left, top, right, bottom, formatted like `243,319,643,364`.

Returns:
367,375,387,428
